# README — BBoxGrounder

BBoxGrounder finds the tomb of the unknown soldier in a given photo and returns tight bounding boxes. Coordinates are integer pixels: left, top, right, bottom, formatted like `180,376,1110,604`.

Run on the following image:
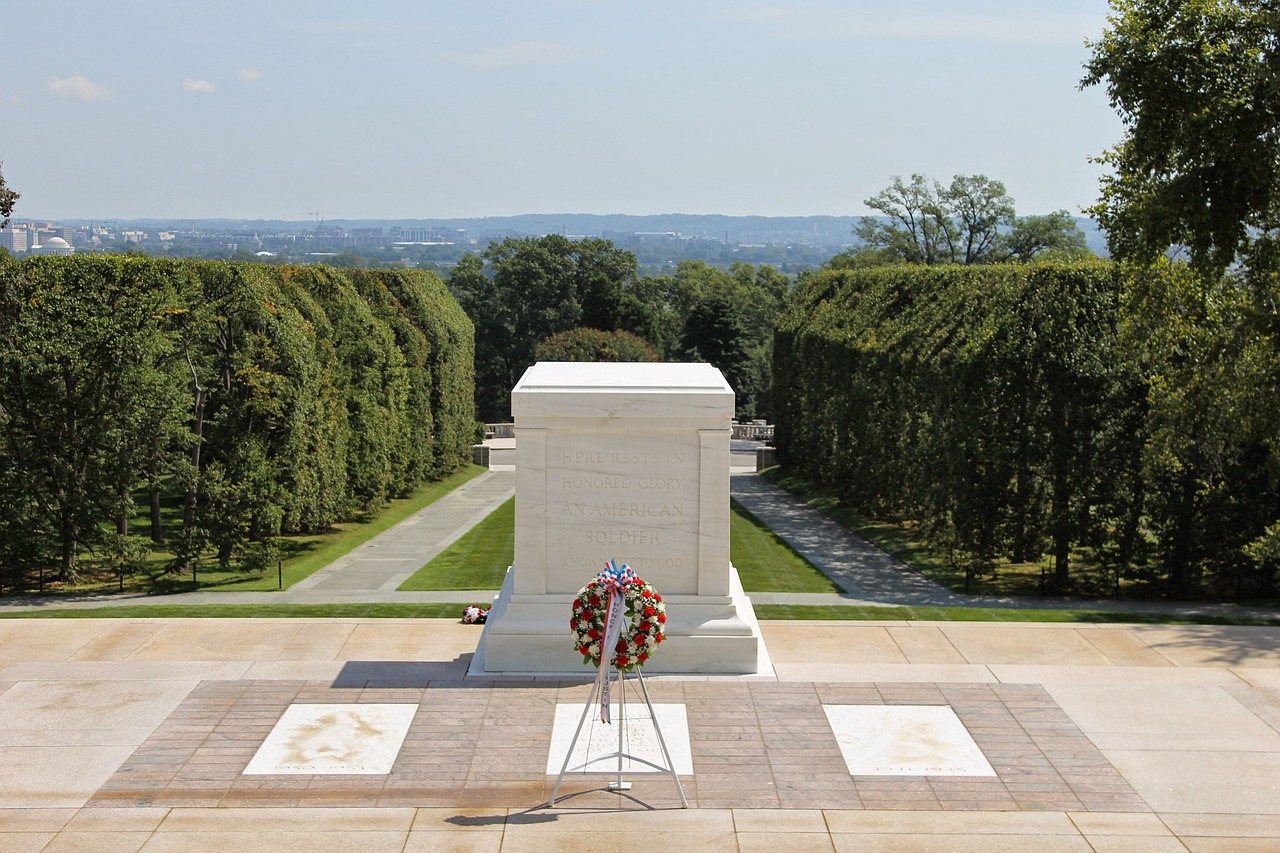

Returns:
472,361,770,675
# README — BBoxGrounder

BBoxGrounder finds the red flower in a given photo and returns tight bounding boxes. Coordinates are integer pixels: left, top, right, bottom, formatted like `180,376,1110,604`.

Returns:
578,644,589,655
643,606,656,617
638,652,648,662
655,633,665,643
641,589,652,598
569,618,577,629
633,633,645,646
579,608,592,621
658,613,666,624
617,655,630,667
654,594,662,602
588,628,600,640
615,639,628,653
638,621,651,632
589,595,601,607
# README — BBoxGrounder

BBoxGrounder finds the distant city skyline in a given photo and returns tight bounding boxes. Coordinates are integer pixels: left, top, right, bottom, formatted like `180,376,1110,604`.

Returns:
4,1,1122,221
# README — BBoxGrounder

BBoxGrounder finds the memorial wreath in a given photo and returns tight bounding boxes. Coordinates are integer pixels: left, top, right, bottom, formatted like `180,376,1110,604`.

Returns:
570,560,666,673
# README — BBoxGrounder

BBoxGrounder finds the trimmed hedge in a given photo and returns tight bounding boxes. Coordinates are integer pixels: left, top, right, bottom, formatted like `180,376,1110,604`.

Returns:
0,256,474,579
774,261,1148,593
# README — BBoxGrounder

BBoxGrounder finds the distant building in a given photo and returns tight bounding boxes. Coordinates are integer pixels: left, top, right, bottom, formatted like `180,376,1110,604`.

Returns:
350,227,384,246
36,226,74,245
34,236,74,256
0,224,28,253
389,226,447,244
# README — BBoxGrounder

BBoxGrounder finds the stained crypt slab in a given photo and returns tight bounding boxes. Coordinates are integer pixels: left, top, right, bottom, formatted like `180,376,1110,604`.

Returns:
243,703,417,775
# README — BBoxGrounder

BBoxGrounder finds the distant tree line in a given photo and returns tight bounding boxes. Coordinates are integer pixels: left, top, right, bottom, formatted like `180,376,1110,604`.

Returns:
446,235,789,422
0,255,474,583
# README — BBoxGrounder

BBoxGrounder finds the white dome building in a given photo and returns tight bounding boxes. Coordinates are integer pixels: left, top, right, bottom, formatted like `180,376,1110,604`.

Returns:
35,236,74,256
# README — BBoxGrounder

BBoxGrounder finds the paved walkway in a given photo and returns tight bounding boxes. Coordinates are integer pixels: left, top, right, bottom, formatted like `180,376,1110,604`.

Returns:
729,474,963,606
0,617,1277,850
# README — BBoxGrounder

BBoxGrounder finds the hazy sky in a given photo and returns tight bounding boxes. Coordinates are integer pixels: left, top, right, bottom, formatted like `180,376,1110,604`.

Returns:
3,1,1123,221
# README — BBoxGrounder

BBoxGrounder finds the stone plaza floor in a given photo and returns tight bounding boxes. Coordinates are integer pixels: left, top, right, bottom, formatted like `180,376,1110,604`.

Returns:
1,617,1278,851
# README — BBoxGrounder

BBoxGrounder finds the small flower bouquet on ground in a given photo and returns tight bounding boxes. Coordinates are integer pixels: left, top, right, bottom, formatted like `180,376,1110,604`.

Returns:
461,604,489,624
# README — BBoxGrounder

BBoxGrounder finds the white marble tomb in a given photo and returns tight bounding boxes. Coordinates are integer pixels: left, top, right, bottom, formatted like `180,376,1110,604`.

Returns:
473,362,768,674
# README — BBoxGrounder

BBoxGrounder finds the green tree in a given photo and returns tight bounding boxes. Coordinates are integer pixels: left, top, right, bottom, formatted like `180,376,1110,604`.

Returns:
534,327,660,362
448,236,643,421
1003,211,1092,262
851,174,1090,266
1082,0,1280,278
1084,0,1280,596
0,161,18,230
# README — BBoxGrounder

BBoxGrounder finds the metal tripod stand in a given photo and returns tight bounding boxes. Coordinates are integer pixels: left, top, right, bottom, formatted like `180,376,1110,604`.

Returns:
549,666,688,807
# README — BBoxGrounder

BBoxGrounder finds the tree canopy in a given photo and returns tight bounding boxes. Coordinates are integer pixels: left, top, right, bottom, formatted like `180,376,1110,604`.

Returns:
1081,0,1280,278
845,174,1090,267
0,161,18,230
534,327,659,363
447,235,648,421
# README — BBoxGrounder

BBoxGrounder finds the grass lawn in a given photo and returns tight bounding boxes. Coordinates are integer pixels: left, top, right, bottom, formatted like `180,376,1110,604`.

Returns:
752,603,1280,626
730,499,842,593
396,496,841,593
2,601,1276,627
2,465,487,597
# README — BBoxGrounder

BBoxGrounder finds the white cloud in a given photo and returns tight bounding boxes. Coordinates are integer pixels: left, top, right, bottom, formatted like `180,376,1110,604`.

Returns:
437,41,602,71
47,73,112,102
237,68,263,82
182,78,217,94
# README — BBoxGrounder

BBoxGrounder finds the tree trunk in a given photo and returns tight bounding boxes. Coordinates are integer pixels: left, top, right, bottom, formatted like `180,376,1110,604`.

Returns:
1166,473,1199,597
149,486,164,544
117,483,129,536
58,512,78,583
148,437,164,544
176,386,205,572
1048,402,1074,594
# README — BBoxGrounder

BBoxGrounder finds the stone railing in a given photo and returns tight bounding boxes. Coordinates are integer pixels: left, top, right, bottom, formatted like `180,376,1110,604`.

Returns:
732,422,774,441
488,420,774,442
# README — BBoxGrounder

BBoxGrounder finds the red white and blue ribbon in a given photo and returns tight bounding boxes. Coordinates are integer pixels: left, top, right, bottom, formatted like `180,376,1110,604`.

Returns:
596,559,637,724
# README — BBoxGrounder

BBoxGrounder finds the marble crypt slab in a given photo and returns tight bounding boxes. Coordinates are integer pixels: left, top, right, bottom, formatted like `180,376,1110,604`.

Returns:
546,702,693,776
243,703,417,775
823,704,997,776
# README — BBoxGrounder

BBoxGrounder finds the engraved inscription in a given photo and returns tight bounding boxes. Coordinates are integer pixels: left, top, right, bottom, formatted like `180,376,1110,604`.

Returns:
545,430,699,593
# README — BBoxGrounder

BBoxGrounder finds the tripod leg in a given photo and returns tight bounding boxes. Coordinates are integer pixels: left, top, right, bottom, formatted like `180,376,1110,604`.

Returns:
636,669,688,807
550,677,600,806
